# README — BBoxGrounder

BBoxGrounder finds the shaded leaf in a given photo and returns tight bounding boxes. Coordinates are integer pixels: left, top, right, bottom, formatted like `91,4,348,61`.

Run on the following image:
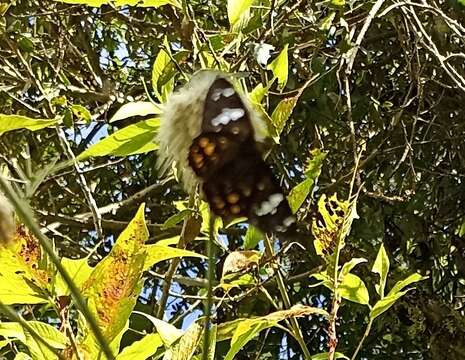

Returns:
372,243,389,298
71,105,91,124
115,333,163,360
270,96,297,142
143,244,205,271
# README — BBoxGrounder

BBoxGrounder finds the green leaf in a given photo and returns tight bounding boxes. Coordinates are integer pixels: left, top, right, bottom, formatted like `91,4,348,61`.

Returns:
338,273,370,305
223,305,328,360
372,244,390,298
0,115,57,136
71,105,92,124
370,273,426,320
267,44,289,89
115,333,163,360
309,271,334,290
287,148,327,213
77,118,159,160
143,244,205,271
227,0,254,26
133,312,183,347
331,0,345,7
0,248,48,305
110,102,162,123
387,273,426,297
162,209,193,229
320,12,336,31
152,43,174,103
248,83,266,104
243,225,263,250
340,258,367,277
312,352,349,360
457,217,465,237
55,0,181,7
53,257,93,296
270,96,297,142
370,290,409,320
0,321,67,360
14,353,32,360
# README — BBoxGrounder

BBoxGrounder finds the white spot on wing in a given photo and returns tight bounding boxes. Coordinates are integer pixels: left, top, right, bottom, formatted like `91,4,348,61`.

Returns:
283,216,296,227
222,88,235,97
211,108,245,126
255,193,284,216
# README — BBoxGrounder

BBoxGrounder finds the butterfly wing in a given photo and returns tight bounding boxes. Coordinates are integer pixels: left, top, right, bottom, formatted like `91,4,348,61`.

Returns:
188,76,296,234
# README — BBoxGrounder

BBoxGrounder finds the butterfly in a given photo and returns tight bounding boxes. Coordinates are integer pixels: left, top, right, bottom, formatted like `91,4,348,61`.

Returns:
187,76,296,234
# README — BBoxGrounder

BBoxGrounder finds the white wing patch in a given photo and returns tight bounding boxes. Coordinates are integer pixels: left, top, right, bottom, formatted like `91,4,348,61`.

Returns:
212,87,236,101
211,108,245,126
255,193,284,216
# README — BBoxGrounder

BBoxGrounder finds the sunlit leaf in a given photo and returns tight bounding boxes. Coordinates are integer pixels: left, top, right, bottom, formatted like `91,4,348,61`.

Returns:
55,0,180,7
340,258,367,277
387,273,426,297
227,0,254,26
77,118,159,160
143,244,205,271
248,83,267,104
372,243,390,298
0,115,57,136
166,323,203,360
267,44,289,89
221,250,260,278
71,105,92,124
312,352,349,360
110,102,162,123
152,41,174,103
115,333,163,360
270,96,297,142
54,257,93,296
338,273,369,305
223,305,328,360
81,204,148,356
320,12,336,31
133,312,183,347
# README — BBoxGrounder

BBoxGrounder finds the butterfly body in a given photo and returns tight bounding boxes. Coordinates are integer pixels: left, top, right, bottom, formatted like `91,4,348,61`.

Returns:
159,71,296,235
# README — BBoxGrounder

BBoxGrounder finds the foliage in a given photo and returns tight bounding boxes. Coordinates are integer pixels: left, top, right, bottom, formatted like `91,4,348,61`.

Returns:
0,0,465,359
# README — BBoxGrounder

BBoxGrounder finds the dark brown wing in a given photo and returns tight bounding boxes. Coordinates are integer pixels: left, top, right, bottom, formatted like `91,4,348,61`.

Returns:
188,76,296,234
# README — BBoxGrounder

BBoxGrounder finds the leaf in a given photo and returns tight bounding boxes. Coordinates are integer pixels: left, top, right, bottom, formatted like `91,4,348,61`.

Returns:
312,352,349,360
71,105,92,124
267,44,289,89
309,271,334,290
270,96,297,142
223,305,327,360
110,102,162,123
221,251,261,278
115,333,163,360
0,115,57,136
227,0,254,26
55,0,181,7
77,118,159,160
338,273,370,305
143,244,205,271
166,323,203,360
0,247,48,305
370,273,426,320
320,12,336,31
152,43,174,103
370,290,409,320
372,244,390,298
387,273,426,297
248,83,266,104
340,258,367,277
81,204,148,356
457,217,465,237
133,312,183,347
243,225,263,250
53,257,93,296
162,209,193,229
287,149,327,213
331,0,345,6
0,321,67,360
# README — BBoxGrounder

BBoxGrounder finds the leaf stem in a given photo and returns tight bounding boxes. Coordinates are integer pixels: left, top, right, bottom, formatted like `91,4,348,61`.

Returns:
350,318,373,360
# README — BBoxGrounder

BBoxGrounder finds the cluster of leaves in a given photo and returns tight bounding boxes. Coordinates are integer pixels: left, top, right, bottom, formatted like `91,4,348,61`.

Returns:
1,0,465,359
